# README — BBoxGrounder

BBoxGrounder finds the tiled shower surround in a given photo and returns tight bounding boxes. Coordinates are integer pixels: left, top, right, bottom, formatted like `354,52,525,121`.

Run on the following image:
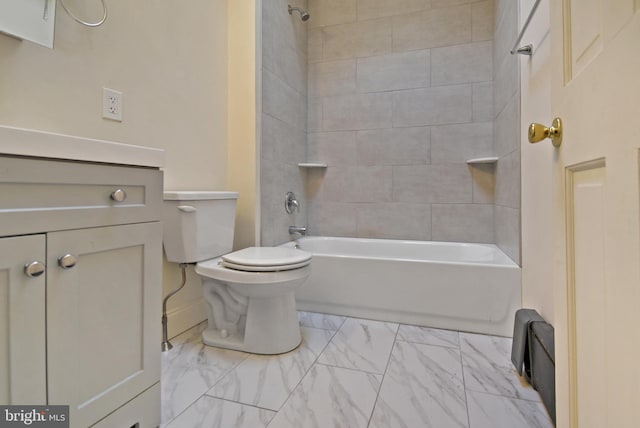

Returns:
260,0,520,263
306,0,495,243
260,0,309,246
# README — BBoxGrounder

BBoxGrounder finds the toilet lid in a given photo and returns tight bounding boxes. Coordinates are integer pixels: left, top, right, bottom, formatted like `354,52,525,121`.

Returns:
221,247,312,272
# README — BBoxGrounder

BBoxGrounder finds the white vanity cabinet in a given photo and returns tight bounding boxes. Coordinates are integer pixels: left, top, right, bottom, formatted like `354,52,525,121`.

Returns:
0,153,163,428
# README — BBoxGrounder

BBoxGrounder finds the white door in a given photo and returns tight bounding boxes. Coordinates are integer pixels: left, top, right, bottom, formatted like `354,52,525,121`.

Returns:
548,1,640,427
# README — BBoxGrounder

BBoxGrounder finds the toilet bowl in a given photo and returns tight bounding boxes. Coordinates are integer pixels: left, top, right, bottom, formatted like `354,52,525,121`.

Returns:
162,191,311,355
196,247,311,354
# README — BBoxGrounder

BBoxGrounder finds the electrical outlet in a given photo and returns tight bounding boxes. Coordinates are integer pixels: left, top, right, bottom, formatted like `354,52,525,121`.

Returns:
102,88,123,121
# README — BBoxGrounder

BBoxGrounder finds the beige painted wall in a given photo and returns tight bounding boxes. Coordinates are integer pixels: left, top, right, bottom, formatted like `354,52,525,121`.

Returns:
227,0,258,250
0,0,231,337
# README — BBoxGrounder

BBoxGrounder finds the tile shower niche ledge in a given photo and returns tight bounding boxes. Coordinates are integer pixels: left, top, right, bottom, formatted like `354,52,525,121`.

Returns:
466,157,499,165
298,162,328,168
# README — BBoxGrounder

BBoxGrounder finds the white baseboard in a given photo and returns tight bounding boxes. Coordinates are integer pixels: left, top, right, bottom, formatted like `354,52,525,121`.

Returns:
166,297,208,339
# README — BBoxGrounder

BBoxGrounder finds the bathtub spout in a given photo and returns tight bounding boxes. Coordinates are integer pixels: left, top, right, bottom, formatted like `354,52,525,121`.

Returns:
289,226,307,237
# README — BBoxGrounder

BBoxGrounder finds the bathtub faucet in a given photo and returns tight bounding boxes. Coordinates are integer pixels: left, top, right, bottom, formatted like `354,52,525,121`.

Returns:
289,226,307,237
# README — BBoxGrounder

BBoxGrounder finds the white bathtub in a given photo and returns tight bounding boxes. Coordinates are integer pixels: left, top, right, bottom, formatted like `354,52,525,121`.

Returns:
281,236,521,337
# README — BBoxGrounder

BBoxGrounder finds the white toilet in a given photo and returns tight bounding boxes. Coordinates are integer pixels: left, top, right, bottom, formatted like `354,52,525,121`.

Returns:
162,191,311,355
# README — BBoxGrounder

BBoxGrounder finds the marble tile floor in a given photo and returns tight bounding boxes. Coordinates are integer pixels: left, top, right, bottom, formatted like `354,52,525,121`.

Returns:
161,312,554,428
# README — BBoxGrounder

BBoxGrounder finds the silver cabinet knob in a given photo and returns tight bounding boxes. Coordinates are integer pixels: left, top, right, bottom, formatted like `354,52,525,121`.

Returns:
58,254,78,269
24,261,45,278
110,188,127,202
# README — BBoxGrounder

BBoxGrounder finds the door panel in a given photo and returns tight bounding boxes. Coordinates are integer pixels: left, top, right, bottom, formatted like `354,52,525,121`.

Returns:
566,162,607,428
0,234,46,405
47,222,161,427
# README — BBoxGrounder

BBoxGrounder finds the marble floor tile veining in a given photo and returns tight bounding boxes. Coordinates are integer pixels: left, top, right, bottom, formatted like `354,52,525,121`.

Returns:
268,364,382,428
161,311,554,428
370,340,468,428
317,317,399,374
206,327,335,411
161,324,249,422
459,332,542,402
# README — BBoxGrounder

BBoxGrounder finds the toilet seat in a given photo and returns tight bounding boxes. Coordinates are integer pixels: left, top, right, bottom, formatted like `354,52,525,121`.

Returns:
220,247,311,272
221,259,310,272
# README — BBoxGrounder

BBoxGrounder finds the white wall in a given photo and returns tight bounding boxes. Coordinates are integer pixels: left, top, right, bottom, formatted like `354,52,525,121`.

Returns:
0,0,230,337
519,0,554,323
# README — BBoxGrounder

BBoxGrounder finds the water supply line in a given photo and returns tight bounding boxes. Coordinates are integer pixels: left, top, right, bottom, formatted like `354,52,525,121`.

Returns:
161,263,188,352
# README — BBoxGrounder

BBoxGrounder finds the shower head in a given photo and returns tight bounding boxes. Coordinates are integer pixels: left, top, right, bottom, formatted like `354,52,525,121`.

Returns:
288,5,310,22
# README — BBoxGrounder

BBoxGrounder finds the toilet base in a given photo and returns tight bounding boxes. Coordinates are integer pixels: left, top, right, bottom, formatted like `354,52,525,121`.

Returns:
202,291,302,355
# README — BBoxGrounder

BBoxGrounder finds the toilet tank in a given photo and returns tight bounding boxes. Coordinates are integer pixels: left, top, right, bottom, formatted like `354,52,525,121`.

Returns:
162,191,239,263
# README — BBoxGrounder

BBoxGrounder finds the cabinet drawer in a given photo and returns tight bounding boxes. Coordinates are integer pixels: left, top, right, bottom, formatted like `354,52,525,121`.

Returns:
0,156,162,236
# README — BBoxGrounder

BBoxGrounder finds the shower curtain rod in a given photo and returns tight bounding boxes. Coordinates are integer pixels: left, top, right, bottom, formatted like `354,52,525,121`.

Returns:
510,0,542,56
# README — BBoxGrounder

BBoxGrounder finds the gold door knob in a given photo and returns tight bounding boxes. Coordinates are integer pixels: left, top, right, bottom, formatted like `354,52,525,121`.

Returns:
528,117,563,147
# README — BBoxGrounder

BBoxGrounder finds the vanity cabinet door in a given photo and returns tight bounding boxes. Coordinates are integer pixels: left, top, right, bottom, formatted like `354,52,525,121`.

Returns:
0,234,47,405
46,222,162,428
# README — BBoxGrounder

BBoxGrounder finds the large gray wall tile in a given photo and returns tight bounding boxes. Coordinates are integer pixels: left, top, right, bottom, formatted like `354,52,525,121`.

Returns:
494,204,520,264
472,82,494,122
264,0,308,55
392,5,471,51
432,203,494,243
356,203,431,240
308,0,357,28
263,70,307,132
494,54,519,116
265,42,307,96
357,0,431,21
307,131,358,166
472,0,494,42
308,200,358,237
393,85,472,127
357,50,430,93
308,59,357,97
494,91,520,156
307,97,322,133
321,18,392,61
319,166,393,203
357,127,430,165
431,122,493,163
261,159,307,246
494,0,517,59
323,93,393,131
262,114,307,165
494,148,520,209
472,164,496,204
308,28,323,63
431,41,493,86
393,164,473,203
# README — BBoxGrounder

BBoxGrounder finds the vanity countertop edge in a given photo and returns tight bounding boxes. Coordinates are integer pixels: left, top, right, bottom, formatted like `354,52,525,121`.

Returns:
0,125,165,168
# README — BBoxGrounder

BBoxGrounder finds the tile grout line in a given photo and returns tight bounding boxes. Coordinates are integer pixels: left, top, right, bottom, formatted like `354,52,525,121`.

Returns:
456,331,474,428
160,344,252,427
365,322,400,428
264,315,347,423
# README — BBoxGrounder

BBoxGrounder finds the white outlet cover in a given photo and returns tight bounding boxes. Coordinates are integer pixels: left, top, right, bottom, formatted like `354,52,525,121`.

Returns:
102,88,123,122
